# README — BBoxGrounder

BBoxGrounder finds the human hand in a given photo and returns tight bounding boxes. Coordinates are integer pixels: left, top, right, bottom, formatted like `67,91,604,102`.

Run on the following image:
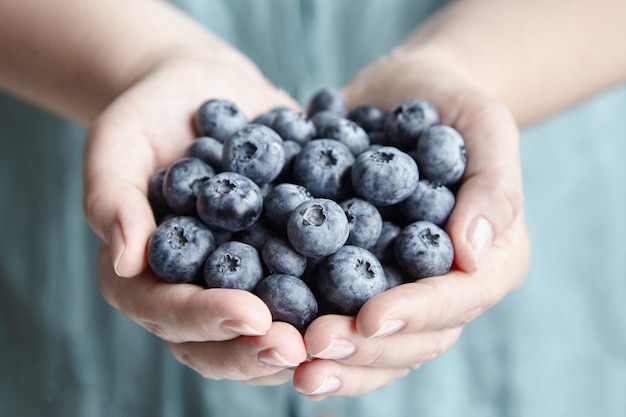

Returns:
84,53,307,385
292,49,531,398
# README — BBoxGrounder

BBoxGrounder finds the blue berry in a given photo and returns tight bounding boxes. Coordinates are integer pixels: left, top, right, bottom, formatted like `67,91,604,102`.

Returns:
270,109,317,146
255,274,318,333
368,221,402,265
287,198,350,257
307,87,347,117
384,98,439,150
348,104,386,133
351,146,419,206
309,110,343,133
340,197,383,249
414,125,467,186
231,218,275,251
399,179,456,226
221,123,285,185
252,106,292,127
194,98,248,143
317,245,388,315
293,138,355,200
317,117,370,156
147,216,216,283
203,241,264,291
188,136,223,172
147,167,172,223
163,157,214,215
275,140,302,183
196,171,263,232
383,264,409,288
262,237,307,277
263,183,313,232
394,220,454,279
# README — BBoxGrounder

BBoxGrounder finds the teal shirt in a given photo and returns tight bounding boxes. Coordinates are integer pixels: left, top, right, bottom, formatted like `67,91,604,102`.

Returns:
1,1,624,416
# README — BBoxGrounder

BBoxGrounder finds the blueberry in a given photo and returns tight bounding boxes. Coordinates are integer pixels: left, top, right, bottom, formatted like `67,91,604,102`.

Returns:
255,274,318,333
384,98,439,150
351,146,419,206
252,106,292,127
275,140,302,183
399,179,456,226
413,125,467,186
340,198,383,249
309,110,343,133
147,167,172,223
194,98,248,143
203,241,264,291
306,87,348,117
162,157,215,215
317,117,370,156
367,221,402,265
348,104,386,133
287,198,350,257
231,218,275,251
394,220,454,279
368,130,387,146
383,264,409,288
221,123,285,185
187,136,223,172
293,138,355,200
196,171,263,232
263,183,313,232
270,109,317,146
147,216,216,283
262,237,307,277
317,245,388,315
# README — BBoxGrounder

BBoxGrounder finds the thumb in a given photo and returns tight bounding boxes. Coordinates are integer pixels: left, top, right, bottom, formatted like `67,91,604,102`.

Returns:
82,112,160,278
446,95,524,273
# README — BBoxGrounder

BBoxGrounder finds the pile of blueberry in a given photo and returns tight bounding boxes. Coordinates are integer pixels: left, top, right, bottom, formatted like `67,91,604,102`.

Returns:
147,88,466,332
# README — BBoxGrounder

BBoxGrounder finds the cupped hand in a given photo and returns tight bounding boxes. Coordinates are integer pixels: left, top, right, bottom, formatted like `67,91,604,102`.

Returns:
84,53,306,384
293,49,531,398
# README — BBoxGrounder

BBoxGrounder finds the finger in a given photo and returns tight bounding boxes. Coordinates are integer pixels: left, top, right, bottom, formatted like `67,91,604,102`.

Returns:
243,368,295,386
168,322,307,381
98,244,272,342
343,59,524,273
83,104,179,278
355,213,530,338
293,359,409,399
305,314,462,368
445,93,524,273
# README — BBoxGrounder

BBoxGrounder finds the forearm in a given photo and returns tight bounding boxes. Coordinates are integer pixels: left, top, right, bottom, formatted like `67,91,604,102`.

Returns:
0,0,245,124
400,0,626,127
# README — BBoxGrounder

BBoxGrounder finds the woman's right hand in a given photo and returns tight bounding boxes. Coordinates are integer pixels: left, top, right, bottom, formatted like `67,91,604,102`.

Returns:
84,52,307,385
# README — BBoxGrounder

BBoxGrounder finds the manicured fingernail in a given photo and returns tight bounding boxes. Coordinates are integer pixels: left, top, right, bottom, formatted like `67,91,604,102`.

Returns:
258,349,300,368
108,221,125,276
222,320,266,336
308,376,341,396
469,216,493,270
311,339,355,360
370,319,406,339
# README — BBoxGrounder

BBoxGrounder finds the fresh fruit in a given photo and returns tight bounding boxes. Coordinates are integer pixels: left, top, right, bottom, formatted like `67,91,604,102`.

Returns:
145,90,466,331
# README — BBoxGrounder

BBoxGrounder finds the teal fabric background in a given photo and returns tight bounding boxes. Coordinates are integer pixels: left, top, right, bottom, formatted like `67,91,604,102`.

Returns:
1,1,624,416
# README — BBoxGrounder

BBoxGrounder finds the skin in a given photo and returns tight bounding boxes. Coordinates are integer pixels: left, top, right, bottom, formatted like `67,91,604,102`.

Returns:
1,0,625,399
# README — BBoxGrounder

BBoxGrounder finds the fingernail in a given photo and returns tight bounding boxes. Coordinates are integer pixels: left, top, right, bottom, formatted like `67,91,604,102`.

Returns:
108,221,125,276
370,319,406,339
258,349,300,368
307,376,341,396
469,216,493,270
222,320,266,336
311,339,355,360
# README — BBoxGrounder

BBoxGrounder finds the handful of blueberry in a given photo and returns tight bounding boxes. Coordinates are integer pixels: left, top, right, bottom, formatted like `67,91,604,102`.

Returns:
146,88,466,332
